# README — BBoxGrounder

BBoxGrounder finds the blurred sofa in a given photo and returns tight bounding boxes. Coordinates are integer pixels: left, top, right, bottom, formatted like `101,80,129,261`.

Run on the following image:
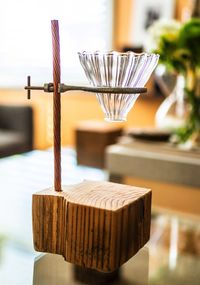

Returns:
0,105,33,158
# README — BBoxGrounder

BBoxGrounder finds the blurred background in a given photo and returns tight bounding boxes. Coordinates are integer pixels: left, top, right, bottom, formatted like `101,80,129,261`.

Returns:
0,0,199,147
0,0,199,215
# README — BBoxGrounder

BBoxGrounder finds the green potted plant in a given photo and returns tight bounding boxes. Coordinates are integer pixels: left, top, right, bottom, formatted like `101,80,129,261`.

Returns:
147,18,200,148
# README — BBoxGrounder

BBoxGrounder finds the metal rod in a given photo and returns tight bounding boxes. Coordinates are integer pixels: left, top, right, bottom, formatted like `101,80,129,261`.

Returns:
25,86,46,91
59,84,147,94
25,84,147,94
27,76,31,99
51,20,62,192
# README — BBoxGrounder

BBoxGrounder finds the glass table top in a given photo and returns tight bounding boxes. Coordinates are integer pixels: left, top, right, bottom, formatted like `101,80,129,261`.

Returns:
0,150,200,284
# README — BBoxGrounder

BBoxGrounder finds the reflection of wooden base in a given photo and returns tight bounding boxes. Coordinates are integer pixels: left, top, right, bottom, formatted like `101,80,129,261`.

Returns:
73,265,120,284
32,180,151,272
33,248,149,285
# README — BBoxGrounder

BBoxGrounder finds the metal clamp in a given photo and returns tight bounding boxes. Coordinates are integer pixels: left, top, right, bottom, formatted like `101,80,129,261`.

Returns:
25,76,147,99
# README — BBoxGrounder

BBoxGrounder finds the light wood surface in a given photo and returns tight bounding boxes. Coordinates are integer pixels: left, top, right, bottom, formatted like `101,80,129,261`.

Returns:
32,180,151,272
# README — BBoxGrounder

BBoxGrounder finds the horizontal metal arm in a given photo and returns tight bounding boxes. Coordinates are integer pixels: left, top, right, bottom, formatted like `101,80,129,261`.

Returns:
25,76,147,99
59,84,147,94
25,83,147,95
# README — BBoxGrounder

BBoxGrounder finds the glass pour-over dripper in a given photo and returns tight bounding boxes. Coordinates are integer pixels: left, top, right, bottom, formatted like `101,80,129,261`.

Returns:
78,51,159,122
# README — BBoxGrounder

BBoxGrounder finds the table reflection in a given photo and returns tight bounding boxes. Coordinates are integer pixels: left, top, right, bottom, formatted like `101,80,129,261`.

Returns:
149,212,200,285
33,248,149,285
33,212,200,285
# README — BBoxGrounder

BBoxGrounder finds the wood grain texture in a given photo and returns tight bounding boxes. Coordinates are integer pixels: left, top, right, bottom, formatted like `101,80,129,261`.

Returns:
32,180,151,272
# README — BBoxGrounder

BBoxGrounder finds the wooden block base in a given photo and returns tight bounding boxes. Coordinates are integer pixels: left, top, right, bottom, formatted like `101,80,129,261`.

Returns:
32,180,151,272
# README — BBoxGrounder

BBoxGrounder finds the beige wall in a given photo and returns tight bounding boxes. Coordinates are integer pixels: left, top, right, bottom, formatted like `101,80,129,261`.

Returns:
175,0,194,21
113,0,134,50
0,88,162,149
114,0,194,50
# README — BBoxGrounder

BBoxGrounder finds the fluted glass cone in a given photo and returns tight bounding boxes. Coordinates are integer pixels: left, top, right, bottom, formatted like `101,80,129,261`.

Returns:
78,51,159,122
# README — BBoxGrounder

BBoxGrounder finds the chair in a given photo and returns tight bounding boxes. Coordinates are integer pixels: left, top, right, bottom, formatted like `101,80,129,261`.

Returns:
0,105,33,158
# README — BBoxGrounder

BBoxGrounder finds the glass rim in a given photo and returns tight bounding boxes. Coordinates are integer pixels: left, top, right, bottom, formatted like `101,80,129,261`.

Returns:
78,50,159,58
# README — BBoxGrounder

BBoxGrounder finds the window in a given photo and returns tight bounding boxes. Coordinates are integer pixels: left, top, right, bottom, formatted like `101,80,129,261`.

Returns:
0,0,113,87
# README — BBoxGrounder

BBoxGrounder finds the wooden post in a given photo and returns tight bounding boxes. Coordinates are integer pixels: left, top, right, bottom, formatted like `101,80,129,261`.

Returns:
51,20,61,191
